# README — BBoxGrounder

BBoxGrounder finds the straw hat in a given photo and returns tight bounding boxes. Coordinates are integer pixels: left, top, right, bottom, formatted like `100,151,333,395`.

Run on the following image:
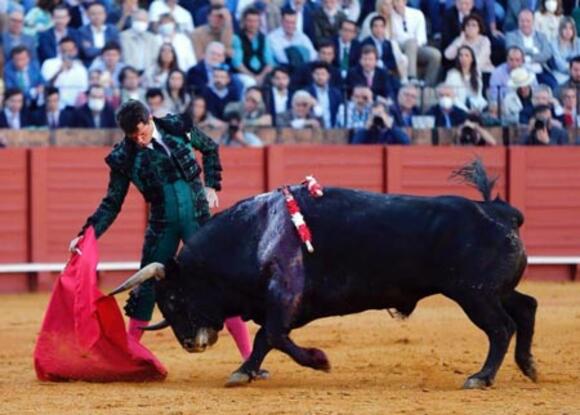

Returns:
508,67,534,88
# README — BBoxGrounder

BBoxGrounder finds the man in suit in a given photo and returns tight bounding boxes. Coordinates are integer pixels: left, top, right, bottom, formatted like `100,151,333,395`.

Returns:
426,83,468,127
266,66,293,126
120,9,162,73
73,85,117,128
201,65,242,120
78,1,120,66
32,87,75,129
2,10,36,60
282,0,318,43
292,41,343,90
390,84,421,128
37,5,81,64
360,15,397,76
346,44,398,100
333,19,361,80
505,9,557,91
441,0,484,51
305,62,343,128
3,46,44,105
0,88,33,129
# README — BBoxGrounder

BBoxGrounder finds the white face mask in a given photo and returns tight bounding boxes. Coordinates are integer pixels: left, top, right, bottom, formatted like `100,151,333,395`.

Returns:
439,96,454,110
545,0,558,12
88,98,105,112
158,22,175,36
132,21,148,33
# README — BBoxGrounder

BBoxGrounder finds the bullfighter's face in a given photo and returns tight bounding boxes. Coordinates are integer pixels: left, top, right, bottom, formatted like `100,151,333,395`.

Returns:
155,281,219,353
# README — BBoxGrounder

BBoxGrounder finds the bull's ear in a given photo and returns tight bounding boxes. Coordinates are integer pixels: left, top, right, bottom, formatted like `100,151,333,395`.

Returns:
108,262,165,296
141,320,170,331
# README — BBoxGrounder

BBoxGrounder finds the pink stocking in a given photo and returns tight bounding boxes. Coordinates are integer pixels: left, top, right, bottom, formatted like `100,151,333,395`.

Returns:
225,316,252,360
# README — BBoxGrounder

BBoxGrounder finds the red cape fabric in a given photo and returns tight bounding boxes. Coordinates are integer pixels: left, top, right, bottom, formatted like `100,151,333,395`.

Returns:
34,227,167,382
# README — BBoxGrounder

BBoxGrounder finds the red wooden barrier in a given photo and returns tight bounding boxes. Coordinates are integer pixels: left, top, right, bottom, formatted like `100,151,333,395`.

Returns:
266,145,385,192
0,149,30,292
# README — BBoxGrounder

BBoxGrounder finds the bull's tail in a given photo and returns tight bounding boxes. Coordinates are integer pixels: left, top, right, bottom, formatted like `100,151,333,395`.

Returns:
450,158,498,202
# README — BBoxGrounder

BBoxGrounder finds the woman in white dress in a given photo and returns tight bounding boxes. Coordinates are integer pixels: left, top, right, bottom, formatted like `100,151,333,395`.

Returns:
445,45,487,113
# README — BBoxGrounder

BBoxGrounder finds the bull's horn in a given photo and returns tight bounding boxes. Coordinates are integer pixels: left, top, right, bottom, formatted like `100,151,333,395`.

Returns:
141,320,170,331
108,262,166,296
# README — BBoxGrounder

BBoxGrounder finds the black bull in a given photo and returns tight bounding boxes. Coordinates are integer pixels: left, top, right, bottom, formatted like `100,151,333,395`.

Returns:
111,161,538,389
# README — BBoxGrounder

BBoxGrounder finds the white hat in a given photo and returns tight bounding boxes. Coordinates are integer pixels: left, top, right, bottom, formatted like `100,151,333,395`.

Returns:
508,67,534,88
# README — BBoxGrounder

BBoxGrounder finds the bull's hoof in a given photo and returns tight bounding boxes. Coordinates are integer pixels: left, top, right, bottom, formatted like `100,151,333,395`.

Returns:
307,348,331,372
462,377,490,390
225,371,251,387
522,361,538,382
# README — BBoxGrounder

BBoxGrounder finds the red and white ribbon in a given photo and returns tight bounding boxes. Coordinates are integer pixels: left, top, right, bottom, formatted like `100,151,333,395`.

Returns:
281,187,314,253
302,175,324,198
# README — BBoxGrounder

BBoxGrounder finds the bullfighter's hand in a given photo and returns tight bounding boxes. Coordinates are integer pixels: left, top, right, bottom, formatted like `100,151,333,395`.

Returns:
68,236,83,255
205,187,219,208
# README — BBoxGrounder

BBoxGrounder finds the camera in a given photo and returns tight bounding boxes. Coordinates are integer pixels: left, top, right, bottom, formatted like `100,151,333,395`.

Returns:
534,119,546,130
459,126,479,145
371,115,385,129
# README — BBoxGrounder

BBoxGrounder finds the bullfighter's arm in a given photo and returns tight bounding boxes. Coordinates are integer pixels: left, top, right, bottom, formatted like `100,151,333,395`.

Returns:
188,125,223,191
79,169,130,238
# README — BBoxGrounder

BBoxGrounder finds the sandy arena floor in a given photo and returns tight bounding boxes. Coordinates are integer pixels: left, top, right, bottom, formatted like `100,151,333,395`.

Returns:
1,282,579,415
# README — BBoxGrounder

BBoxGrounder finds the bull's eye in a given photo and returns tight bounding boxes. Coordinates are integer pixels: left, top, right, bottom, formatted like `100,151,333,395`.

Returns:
169,294,176,302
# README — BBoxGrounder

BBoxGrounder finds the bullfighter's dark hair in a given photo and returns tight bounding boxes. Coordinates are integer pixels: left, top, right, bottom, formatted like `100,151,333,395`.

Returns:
450,158,498,202
116,100,150,134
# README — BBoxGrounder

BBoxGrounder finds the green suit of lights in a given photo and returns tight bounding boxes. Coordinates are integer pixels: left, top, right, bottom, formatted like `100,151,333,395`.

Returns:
80,114,222,321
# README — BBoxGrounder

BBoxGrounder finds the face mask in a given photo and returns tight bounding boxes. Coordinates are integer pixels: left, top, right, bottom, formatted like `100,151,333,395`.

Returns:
545,0,557,12
132,21,148,33
88,98,105,112
439,96,453,110
158,22,175,36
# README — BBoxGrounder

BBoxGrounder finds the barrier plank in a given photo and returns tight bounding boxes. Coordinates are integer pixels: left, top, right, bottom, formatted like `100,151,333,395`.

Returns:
216,148,266,210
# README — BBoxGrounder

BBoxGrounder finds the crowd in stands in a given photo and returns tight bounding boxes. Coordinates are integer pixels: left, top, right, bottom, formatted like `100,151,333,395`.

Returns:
1,0,580,146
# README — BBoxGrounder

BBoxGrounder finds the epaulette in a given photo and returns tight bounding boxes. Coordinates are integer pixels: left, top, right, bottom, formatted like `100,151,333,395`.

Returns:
105,138,137,177
154,114,188,139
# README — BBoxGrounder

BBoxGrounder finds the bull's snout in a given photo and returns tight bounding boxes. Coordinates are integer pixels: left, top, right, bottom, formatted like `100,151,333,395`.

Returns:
182,338,203,353
182,328,218,353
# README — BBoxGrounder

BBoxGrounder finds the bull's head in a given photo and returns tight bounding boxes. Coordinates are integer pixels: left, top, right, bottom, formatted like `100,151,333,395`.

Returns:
109,263,220,353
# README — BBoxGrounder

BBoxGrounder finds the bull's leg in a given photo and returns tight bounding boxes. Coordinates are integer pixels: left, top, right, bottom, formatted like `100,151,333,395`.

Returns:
226,328,272,387
502,290,538,382
451,293,516,389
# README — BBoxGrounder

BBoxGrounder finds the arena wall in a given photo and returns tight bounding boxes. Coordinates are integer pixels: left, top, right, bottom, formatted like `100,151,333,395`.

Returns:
1,146,578,292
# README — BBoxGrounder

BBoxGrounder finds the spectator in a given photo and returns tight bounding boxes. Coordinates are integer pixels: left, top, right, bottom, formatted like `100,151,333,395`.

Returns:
144,42,179,89
445,45,487,113
231,7,275,85
193,0,226,27
78,2,120,66
68,0,93,29
155,13,196,71
534,0,563,43
37,5,81,64
336,84,373,128
346,44,398,100
184,95,225,131
164,68,191,113
32,86,75,128
455,114,498,145
41,36,89,108
267,9,317,68
391,0,441,85
4,46,43,105
149,0,195,35
2,10,36,60
523,104,569,144
201,64,241,120
224,87,273,127
108,0,139,31
559,86,578,128
427,83,468,127
489,46,536,103
531,83,564,120
0,88,33,128
333,19,361,79
145,87,169,118
293,40,343,89
312,0,347,48
119,65,145,104
505,9,557,91
504,0,531,33
359,0,407,82
558,56,580,97
234,0,283,34
120,9,162,73
186,41,243,94
390,83,421,127
281,0,317,41
502,67,535,125
305,62,342,127
441,0,484,51
219,110,265,147
266,66,293,125
72,84,117,128
23,0,56,38
89,41,125,94
276,90,323,128
360,15,397,74
444,13,494,75
351,100,410,144
192,4,234,60
551,17,580,84
340,0,361,22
